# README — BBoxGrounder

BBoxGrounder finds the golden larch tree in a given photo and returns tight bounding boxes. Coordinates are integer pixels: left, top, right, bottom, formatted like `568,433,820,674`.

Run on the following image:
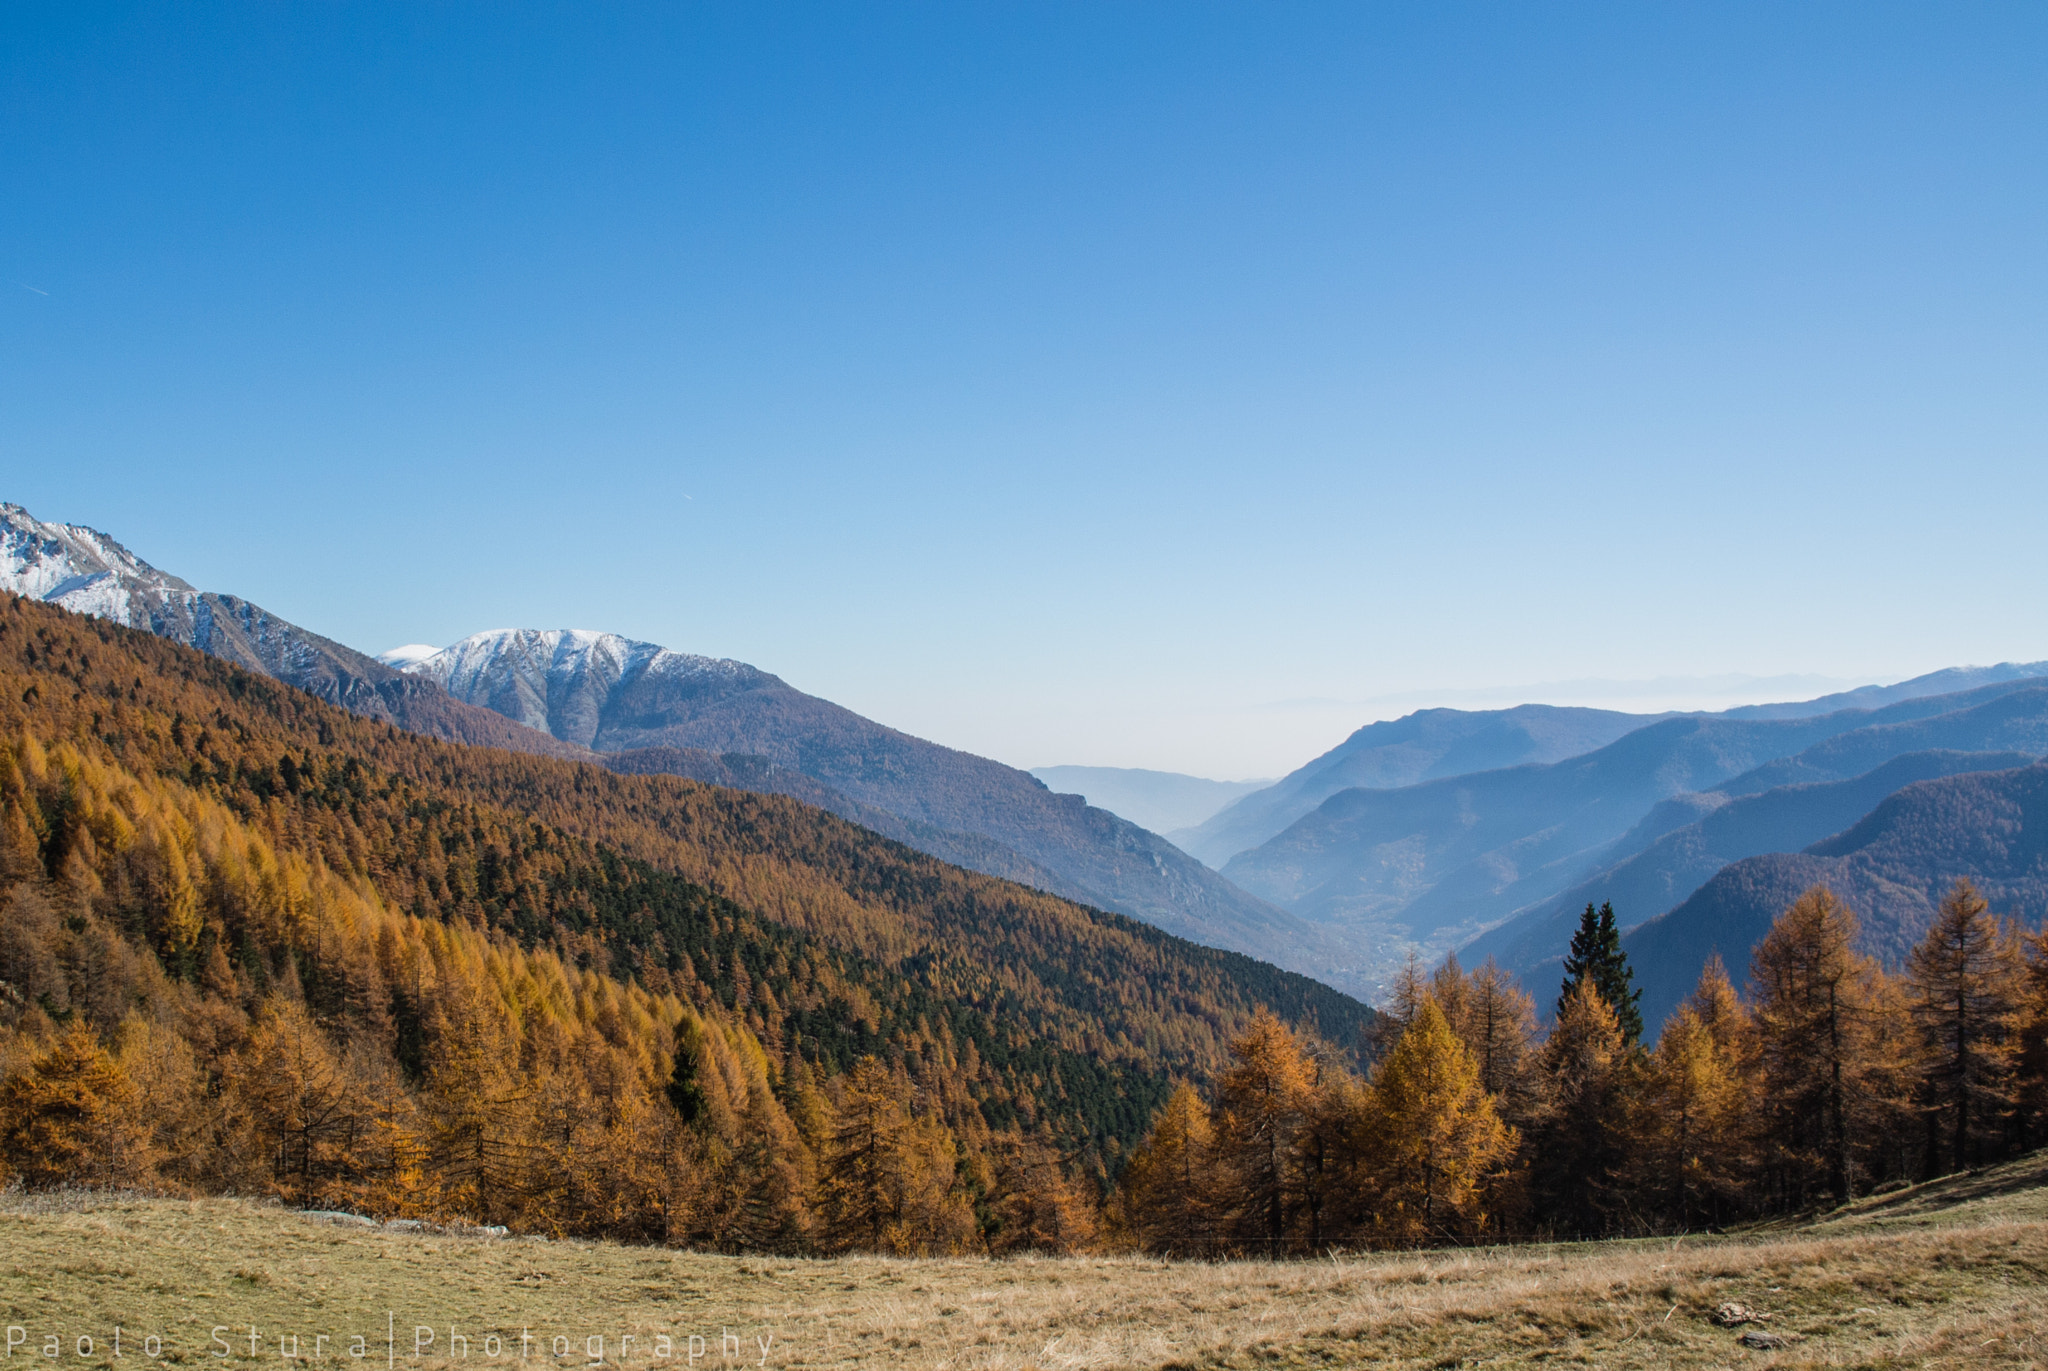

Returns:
1906,879,2025,1174
1362,997,1515,1244
0,1021,152,1189
1117,1082,1218,1254
1627,992,1749,1229
1212,1008,1315,1252
1749,886,1913,1204
1525,980,1630,1236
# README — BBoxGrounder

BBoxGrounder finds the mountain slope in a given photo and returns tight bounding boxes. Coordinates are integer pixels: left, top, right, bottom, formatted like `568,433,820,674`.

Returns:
1029,766,1268,836
404,629,1358,991
0,590,1377,1159
1469,748,2037,982
1170,705,1661,867
1625,759,2048,1032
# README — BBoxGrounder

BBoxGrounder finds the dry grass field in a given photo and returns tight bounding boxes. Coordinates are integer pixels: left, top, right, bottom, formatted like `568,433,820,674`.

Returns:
7,1156,2048,1371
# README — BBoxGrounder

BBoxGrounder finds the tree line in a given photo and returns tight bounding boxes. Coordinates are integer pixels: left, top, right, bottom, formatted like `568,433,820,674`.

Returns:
1115,890,2048,1251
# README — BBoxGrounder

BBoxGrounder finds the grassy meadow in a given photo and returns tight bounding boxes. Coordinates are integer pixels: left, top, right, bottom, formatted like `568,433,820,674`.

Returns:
6,1154,2048,1371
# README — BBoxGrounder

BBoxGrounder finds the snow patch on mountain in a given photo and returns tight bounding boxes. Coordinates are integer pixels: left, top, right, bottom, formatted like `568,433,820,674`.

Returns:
400,628,754,745
376,644,443,668
2,501,203,629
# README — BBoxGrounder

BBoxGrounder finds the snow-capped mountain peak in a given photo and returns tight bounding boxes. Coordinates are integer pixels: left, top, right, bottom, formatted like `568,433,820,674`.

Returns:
375,643,443,668
1,499,430,713
2,502,198,623
398,628,754,747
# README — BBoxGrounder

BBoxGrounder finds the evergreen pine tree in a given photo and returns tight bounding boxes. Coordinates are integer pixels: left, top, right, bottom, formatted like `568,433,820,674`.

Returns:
1560,901,1644,1045
665,1019,709,1126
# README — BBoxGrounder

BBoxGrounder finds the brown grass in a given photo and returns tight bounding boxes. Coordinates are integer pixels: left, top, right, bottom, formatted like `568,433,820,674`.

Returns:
7,1155,2048,1370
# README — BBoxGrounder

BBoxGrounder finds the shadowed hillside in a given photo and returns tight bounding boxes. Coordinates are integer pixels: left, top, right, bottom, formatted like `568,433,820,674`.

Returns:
1625,759,2048,1029
1471,748,2036,980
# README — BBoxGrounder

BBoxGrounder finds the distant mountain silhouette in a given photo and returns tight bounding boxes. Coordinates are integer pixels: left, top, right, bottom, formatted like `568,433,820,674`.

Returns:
1177,664,2048,872
1625,759,2048,1033
1030,766,1269,836
1222,681,2048,996
1471,748,2037,985
1172,705,1661,867
1717,663,2048,720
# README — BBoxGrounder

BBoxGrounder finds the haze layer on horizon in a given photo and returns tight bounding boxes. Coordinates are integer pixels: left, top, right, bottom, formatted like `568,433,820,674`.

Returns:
6,3,2046,777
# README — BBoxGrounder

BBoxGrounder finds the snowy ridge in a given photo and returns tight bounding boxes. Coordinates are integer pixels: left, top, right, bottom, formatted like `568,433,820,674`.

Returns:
1,499,413,710
2,502,204,630
399,628,752,747
376,644,442,668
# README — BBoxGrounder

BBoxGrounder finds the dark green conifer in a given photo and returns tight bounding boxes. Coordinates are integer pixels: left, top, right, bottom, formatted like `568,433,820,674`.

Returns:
666,1024,708,1126
1559,901,1644,1045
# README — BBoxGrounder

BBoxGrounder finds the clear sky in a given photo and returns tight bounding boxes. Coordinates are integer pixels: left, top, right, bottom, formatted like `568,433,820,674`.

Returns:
6,4,2046,778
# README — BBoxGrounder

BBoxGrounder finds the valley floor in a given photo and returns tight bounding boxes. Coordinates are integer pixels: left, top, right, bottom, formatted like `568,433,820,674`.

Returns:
8,1157,2048,1370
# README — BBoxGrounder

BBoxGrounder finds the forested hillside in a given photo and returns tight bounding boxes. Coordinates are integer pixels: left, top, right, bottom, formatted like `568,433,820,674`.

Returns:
405,630,1342,988
1625,759,2048,1029
0,593,1368,1250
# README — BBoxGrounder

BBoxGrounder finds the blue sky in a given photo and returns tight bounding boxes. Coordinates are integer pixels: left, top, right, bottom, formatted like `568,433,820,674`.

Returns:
5,3,2046,777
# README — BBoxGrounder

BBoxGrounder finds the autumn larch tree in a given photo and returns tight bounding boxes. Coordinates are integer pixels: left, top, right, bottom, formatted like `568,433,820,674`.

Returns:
1212,1008,1314,1253
1905,879,2024,1175
1526,980,1630,1237
1749,886,1913,1205
1625,960,1754,1230
1117,1082,1218,1254
0,1021,151,1189
1455,956,1540,1118
1363,997,1515,1244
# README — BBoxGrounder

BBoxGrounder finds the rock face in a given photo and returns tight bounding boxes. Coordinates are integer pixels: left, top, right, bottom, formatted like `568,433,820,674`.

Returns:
403,629,1362,993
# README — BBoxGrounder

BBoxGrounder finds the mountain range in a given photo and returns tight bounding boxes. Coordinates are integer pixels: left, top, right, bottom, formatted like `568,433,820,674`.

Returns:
1468,682,2048,978
12,496,2048,1022
1219,679,2048,999
0,504,1358,993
